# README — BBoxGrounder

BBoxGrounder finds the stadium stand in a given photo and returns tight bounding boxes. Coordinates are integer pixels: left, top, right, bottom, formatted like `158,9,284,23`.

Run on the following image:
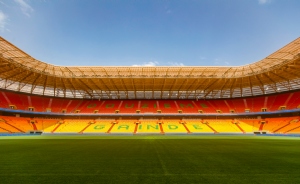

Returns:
30,96,46,112
55,120,91,133
231,99,246,113
119,101,139,113
43,122,61,133
139,100,158,113
1,90,300,114
0,92,8,108
184,120,214,133
286,124,300,134
78,100,102,113
110,120,137,133
286,91,300,110
34,119,58,131
206,120,242,133
135,120,162,133
4,117,33,132
252,96,266,112
236,119,260,133
262,118,293,133
0,122,18,133
161,120,188,133
50,98,64,113
277,118,300,133
0,37,300,136
1,115,300,135
83,120,113,133
209,100,230,113
195,100,216,113
157,100,177,113
100,100,123,113
176,100,198,113
4,92,26,110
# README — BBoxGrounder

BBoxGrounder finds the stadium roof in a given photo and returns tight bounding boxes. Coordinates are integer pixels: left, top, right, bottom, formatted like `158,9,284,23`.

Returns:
0,36,300,99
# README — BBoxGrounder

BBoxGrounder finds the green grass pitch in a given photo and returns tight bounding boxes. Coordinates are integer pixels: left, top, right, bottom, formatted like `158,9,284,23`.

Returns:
1,135,300,184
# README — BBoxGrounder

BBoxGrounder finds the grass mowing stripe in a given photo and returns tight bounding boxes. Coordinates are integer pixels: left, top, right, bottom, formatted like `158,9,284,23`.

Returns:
152,140,170,175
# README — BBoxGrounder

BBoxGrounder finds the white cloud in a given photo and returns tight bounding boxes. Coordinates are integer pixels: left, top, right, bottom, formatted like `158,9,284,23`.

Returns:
132,61,185,67
132,61,159,67
14,0,34,17
168,62,185,66
258,0,271,4
213,58,230,66
0,1,7,6
0,11,7,32
213,59,220,65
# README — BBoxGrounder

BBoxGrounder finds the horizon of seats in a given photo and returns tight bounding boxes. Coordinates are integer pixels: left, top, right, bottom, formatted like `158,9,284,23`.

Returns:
0,116,299,135
0,90,300,114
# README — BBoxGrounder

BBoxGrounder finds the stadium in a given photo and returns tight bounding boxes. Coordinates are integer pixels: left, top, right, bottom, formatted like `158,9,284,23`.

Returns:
1,36,300,183
1,1,300,183
1,36,300,135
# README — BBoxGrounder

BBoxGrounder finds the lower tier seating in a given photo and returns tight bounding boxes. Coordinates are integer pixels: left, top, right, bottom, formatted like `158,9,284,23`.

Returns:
83,120,114,133
184,120,214,133
136,121,161,133
206,120,241,133
110,120,137,133
161,121,187,133
0,116,299,134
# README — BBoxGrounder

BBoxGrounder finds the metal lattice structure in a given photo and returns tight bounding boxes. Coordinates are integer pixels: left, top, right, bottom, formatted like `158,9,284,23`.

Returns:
0,36,300,99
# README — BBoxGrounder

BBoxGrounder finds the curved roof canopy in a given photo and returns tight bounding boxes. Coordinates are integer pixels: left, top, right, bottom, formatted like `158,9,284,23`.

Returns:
0,36,300,99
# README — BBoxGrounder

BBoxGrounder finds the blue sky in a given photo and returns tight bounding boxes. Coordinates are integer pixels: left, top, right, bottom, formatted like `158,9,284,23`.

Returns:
0,0,299,66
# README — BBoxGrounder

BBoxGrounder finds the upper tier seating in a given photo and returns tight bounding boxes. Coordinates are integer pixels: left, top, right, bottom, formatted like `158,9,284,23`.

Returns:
2,92,27,110
157,100,178,113
48,98,63,113
139,100,158,113
269,94,290,111
30,96,47,112
285,91,300,110
1,90,300,114
77,100,103,113
175,101,199,113
231,99,246,113
0,92,9,108
99,100,122,113
252,96,266,112
209,100,230,113
119,101,140,113
194,100,216,113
